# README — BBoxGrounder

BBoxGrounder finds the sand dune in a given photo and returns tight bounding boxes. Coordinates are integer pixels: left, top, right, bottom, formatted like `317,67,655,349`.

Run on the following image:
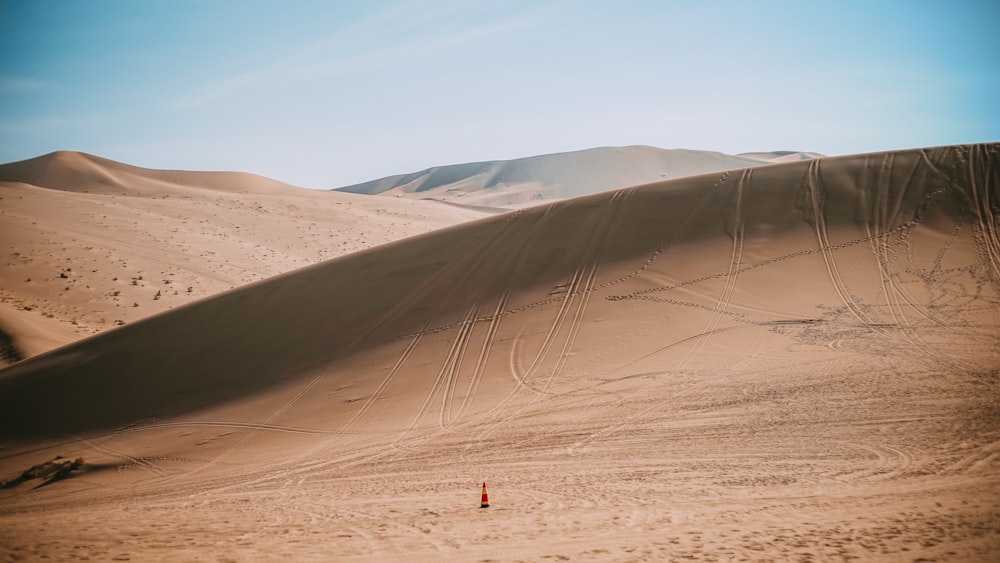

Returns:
1,144,998,561
334,145,772,209
738,150,825,163
0,152,486,363
0,150,302,196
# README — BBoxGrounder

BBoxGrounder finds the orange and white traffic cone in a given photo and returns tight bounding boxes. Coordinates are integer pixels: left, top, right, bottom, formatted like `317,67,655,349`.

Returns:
480,482,490,508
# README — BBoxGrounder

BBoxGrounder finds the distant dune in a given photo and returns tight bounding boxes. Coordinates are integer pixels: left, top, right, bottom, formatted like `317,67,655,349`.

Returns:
0,151,486,363
0,147,812,364
0,150,302,196
738,150,826,162
333,145,792,209
1,144,997,561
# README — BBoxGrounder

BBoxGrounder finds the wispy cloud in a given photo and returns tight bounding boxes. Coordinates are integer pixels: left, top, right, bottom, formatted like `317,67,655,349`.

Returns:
286,18,535,80
171,2,541,109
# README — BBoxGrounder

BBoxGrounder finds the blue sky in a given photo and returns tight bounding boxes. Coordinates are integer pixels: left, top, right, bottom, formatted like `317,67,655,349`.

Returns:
1,0,998,188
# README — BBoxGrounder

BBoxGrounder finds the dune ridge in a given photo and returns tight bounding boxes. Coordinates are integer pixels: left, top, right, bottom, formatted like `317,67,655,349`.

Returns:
0,150,302,196
334,145,784,208
0,151,486,362
0,143,997,561
2,143,995,436
738,150,825,163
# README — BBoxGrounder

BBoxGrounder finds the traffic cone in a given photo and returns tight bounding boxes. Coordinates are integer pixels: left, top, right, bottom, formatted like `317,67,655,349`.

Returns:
480,482,490,508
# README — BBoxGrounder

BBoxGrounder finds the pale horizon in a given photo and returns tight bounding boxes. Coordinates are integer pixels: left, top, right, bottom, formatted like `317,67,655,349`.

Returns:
2,0,998,188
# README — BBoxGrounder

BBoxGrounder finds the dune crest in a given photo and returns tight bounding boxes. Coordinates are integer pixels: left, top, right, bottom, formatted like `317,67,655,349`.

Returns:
0,150,303,196
0,143,997,561
334,145,777,208
738,150,825,162
0,151,486,362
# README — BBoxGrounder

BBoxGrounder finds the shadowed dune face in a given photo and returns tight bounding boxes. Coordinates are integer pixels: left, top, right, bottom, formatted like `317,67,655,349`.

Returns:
0,151,486,363
0,144,998,561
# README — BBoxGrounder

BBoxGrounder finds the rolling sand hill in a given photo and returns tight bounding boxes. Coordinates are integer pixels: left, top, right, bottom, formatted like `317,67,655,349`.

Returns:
0,144,998,561
333,145,785,209
0,151,486,363
738,150,826,163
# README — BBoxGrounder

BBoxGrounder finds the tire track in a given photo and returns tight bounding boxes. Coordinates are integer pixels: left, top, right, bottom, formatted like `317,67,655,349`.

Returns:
452,284,513,422
398,208,553,437
338,328,427,434
505,261,582,396
861,155,932,332
439,305,480,430
269,208,532,465
927,212,966,310
308,207,558,464
800,159,923,360
351,208,526,348
156,381,320,484
535,190,631,396
675,168,749,369
505,321,539,393
150,213,526,485
871,154,953,328
82,438,168,477
396,312,486,437
965,145,1000,288
829,441,916,483
944,439,1000,475
475,241,595,419
536,187,638,396
477,188,636,438
804,159,874,327
197,240,502,475
538,263,593,397
860,155,973,372
605,219,920,305
136,420,334,435
385,175,741,346
611,325,746,374
876,151,993,372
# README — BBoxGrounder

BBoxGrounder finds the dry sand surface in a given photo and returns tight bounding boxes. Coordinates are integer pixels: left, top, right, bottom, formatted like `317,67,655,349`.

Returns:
738,151,826,164
0,151,486,363
1,144,998,562
334,146,793,210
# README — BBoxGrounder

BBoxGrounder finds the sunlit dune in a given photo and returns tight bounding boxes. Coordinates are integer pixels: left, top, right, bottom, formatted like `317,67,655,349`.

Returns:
0,144,998,561
0,151,486,362
737,150,826,163
334,145,792,209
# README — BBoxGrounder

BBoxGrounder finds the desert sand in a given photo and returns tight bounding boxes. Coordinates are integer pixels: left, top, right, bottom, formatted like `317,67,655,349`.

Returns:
0,144,998,562
334,146,797,210
0,151,486,363
737,151,826,164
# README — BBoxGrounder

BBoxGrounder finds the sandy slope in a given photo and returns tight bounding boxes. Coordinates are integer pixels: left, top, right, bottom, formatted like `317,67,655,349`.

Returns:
0,144,998,561
334,146,773,209
738,150,825,163
0,152,486,363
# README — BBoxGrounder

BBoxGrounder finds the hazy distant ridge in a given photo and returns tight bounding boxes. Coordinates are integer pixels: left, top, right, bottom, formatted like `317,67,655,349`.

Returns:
334,145,810,208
